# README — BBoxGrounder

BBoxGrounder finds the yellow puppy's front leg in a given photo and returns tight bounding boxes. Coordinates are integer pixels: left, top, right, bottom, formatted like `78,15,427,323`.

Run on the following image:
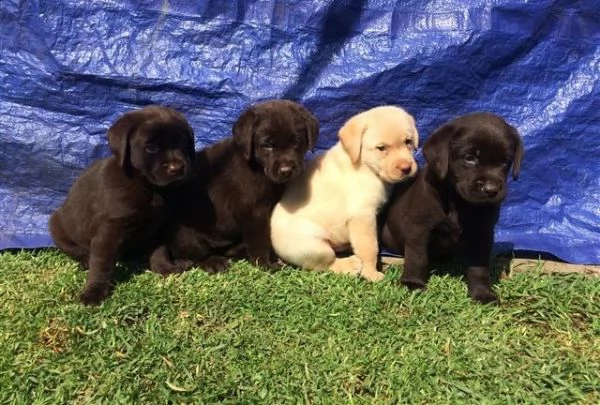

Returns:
347,214,385,282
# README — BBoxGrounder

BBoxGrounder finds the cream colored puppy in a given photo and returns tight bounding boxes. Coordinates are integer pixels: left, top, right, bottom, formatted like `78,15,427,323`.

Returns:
270,106,419,281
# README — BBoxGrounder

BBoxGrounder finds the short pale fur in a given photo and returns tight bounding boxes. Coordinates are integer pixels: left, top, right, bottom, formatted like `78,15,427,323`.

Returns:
270,106,419,281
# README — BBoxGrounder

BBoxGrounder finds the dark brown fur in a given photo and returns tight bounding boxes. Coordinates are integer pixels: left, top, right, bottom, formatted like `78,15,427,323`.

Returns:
49,105,196,305
150,99,319,274
380,112,524,304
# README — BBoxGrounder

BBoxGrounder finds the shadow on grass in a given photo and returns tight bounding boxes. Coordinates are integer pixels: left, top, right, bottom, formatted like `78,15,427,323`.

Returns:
381,252,514,286
112,258,149,285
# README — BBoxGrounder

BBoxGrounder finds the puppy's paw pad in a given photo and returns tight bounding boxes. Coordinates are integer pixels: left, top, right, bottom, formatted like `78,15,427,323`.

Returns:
79,284,112,306
400,276,427,291
469,287,499,305
200,256,229,274
362,270,385,282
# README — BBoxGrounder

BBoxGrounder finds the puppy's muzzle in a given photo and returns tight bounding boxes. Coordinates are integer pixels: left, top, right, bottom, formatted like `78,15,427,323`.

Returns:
270,161,302,183
476,180,505,201
165,161,185,176
385,159,416,183
157,158,190,185
396,160,413,176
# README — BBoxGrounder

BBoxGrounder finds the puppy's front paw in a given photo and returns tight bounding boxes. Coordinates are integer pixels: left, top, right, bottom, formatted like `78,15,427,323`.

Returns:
79,283,112,306
199,256,230,274
400,275,427,291
469,286,499,305
361,269,385,282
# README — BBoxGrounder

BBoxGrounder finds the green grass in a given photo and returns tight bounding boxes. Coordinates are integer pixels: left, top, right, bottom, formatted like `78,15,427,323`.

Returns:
1,249,599,404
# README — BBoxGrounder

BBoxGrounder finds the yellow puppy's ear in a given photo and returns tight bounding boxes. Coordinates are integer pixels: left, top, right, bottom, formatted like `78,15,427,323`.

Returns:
338,115,366,164
409,114,419,149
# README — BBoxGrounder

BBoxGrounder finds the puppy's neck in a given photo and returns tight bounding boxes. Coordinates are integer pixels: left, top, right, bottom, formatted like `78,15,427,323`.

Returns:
332,142,363,171
127,170,169,195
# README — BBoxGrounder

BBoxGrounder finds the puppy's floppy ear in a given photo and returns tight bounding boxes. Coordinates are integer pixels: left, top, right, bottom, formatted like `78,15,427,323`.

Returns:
181,118,196,162
423,122,456,179
233,106,257,161
107,109,149,176
338,114,366,164
508,124,524,180
408,114,420,149
298,107,319,152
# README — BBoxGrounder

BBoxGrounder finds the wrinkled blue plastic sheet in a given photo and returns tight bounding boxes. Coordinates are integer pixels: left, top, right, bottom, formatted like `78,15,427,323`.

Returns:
1,0,599,264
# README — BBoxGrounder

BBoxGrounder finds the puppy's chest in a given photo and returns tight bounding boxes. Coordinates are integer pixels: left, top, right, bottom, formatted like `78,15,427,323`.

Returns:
130,193,169,225
210,180,279,234
432,206,491,250
428,206,463,249
443,209,463,242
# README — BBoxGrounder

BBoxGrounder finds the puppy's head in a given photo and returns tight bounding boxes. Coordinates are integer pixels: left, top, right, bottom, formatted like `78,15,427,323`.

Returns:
338,106,419,183
423,112,524,204
107,105,195,187
233,99,319,183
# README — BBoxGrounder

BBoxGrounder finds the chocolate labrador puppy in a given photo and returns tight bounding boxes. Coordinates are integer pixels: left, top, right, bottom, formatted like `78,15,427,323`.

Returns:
49,105,196,305
150,99,319,275
380,112,524,304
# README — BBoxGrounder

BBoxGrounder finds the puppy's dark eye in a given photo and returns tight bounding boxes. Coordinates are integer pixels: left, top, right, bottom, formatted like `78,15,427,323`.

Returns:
261,141,274,150
145,144,160,154
376,145,388,152
405,139,414,147
464,154,478,166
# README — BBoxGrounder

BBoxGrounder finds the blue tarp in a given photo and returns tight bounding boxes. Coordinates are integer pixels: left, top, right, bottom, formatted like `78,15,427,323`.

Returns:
1,1,599,264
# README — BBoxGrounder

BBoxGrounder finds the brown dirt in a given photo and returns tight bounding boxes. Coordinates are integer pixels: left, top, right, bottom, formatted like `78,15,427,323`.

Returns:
380,256,600,277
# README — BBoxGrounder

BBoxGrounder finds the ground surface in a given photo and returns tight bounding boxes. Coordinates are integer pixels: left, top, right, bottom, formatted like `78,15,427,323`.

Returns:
1,249,599,404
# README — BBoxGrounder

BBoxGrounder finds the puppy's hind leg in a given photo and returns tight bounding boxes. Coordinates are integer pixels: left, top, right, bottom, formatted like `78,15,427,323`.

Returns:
283,235,339,273
195,255,230,274
172,227,230,275
49,212,89,270
149,245,194,276
272,219,360,277
330,255,364,277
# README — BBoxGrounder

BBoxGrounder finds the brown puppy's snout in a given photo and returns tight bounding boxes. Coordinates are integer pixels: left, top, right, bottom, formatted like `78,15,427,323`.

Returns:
276,161,299,179
477,180,502,198
164,160,185,176
278,164,293,176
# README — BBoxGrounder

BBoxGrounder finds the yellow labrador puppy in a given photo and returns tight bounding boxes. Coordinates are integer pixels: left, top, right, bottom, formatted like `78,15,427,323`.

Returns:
270,106,419,281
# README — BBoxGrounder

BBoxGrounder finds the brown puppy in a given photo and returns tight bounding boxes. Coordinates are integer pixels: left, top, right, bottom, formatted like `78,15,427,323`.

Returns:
49,106,196,305
150,99,319,274
380,112,524,304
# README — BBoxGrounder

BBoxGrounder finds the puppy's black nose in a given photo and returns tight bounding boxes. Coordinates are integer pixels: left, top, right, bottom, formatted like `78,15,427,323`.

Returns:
482,183,500,197
278,165,293,177
166,161,184,176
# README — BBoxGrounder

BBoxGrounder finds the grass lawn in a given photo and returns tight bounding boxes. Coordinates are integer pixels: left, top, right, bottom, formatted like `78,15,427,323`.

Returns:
1,249,599,404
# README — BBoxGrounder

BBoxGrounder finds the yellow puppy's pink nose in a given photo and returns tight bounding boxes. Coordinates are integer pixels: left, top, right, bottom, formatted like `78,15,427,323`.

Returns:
396,160,412,175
